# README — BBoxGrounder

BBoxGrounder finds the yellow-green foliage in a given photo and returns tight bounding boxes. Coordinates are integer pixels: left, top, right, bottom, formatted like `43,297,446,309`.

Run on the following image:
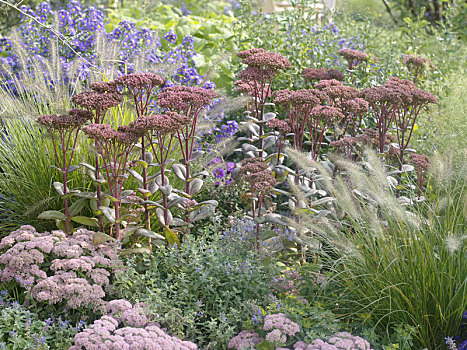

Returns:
424,69,467,160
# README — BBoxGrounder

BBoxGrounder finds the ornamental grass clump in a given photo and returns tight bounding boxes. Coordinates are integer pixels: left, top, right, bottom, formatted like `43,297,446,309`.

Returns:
288,149,467,349
36,109,92,233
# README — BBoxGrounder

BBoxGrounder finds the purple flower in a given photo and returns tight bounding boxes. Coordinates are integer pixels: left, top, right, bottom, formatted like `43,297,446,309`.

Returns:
226,162,235,173
213,167,226,179
164,31,177,45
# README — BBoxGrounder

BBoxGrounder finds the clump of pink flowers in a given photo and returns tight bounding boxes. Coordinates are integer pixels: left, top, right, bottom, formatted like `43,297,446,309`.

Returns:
263,313,300,342
0,225,120,311
70,300,198,350
228,330,264,350
293,332,374,350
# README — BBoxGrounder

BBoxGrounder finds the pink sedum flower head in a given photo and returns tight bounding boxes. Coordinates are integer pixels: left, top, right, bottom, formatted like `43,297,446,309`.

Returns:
69,313,198,350
338,48,372,68
242,50,291,71
266,118,291,134
263,313,300,336
0,226,120,309
238,48,267,59
265,329,287,343
90,81,119,94
403,54,434,71
238,66,277,84
107,299,133,318
409,153,430,171
37,110,91,131
310,106,344,123
327,332,374,350
158,85,218,113
304,68,344,82
228,330,263,350
72,90,122,114
342,98,369,114
115,73,165,90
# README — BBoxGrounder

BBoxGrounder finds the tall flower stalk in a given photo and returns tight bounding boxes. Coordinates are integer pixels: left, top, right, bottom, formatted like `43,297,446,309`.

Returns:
129,112,189,227
385,77,438,176
157,86,217,225
115,73,165,230
239,157,277,252
72,83,122,232
237,48,290,159
82,123,142,240
37,109,91,233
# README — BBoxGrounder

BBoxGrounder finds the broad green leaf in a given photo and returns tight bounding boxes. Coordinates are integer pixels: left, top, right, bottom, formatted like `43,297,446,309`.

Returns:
38,210,66,220
69,198,86,217
92,232,115,245
135,228,166,240
120,247,152,256
72,216,99,227
164,226,180,246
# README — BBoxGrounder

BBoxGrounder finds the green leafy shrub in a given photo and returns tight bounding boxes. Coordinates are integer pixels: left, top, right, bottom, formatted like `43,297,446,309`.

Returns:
0,291,79,350
112,231,279,349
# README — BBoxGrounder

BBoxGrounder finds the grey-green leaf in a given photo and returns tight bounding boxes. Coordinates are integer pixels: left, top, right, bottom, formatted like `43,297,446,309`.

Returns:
38,210,66,220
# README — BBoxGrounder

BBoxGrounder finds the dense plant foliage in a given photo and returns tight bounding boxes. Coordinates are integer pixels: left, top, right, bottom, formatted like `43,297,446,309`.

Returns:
0,0,466,349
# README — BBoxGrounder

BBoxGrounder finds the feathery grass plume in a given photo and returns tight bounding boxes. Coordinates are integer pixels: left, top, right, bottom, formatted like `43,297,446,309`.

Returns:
287,146,467,349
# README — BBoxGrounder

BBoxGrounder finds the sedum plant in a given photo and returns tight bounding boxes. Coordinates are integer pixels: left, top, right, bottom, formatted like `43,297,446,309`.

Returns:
36,110,92,233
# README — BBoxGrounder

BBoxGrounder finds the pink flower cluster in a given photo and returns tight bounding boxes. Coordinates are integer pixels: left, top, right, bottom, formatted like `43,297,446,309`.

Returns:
115,73,165,90
315,80,359,104
228,330,263,350
338,49,372,69
310,106,344,123
294,332,373,350
341,98,369,115
158,85,218,113
240,158,277,195
90,81,119,94
129,112,190,135
409,153,430,171
70,301,198,350
82,123,141,145
37,110,91,131
403,54,433,70
72,90,122,115
0,226,120,310
241,49,291,71
304,68,344,82
266,118,291,134
0,225,57,289
263,313,300,338
235,79,272,99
